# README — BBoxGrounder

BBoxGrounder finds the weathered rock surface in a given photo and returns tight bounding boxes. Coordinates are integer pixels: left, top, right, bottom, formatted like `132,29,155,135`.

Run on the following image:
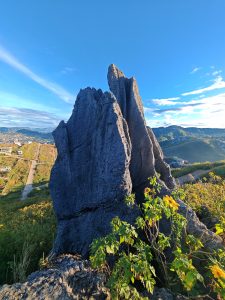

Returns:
50,87,140,257
0,255,109,300
107,64,175,191
50,65,223,258
50,65,176,257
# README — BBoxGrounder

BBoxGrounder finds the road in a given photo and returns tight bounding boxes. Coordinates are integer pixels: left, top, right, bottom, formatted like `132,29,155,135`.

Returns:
177,169,214,185
21,143,41,201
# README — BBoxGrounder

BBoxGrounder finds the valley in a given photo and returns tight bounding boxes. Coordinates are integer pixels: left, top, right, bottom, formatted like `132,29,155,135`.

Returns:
0,142,56,199
153,125,225,163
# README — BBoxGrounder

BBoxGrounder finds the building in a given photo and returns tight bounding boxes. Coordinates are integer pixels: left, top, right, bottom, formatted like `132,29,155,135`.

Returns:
14,140,22,147
0,166,11,173
0,147,12,155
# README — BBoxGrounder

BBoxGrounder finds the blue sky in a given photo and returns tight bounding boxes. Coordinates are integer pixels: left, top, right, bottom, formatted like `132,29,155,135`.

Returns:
0,1,225,129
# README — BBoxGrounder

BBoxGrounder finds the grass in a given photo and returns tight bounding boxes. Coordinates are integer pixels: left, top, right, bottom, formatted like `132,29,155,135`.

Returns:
163,139,225,163
0,143,57,284
0,188,56,284
172,160,225,178
2,159,30,195
33,164,52,186
21,142,39,160
38,144,56,164
182,174,225,237
0,143,56,193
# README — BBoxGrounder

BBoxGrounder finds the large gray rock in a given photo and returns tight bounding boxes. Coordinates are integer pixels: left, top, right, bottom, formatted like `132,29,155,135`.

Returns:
50,88,138,257
0,255,109,300
107,64,175,190
50,65,222,259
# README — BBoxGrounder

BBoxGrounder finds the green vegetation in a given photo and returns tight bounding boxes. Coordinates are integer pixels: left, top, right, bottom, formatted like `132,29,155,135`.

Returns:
0,142,57,284
163,139,225,163
38,144,56,164
154,126,225,163
0,143,56,195
172,160,225,178
33,164,52,185
0,188,56,284
90,177,225,299
182,173,225,236
21,143,39,160
2,159,30,195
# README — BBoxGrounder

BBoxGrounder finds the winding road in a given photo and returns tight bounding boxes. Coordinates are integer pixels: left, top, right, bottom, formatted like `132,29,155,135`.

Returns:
21,143,41,201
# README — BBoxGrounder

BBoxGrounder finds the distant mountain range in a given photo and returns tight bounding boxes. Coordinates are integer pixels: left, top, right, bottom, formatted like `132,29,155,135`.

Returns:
153,126,225,163
1,125,225,163
0,127,53,142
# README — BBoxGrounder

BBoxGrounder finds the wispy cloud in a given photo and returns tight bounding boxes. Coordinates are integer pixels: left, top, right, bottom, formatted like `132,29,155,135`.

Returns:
60,66,77,75
190,67,201,74
0,106,63,128
182,76,225,96
0,45,75,103
152,97,180,106
147,92,225,128
212,70,222,76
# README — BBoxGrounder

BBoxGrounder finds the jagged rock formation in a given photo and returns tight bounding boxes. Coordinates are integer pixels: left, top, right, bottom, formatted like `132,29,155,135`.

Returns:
0,255,109,300
1,65,223,300
50,65,175,257
107,65,175,191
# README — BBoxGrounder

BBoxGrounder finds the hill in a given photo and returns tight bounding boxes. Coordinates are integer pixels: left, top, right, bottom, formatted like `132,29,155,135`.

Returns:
0,127,53,143
153,125,225,163
0,142,56,197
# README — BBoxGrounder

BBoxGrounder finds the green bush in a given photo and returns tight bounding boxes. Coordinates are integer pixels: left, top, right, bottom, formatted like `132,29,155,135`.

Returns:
90,177,225,299
0,192,56,284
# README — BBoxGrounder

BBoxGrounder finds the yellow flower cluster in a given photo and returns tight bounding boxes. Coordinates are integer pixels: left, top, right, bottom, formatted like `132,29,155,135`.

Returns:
163,195,179,211
210,265,225,279
144,187,151,195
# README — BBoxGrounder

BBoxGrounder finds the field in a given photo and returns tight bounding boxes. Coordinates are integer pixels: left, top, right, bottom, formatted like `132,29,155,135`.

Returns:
0,189,56,284
0,142,56,284
172,160,225,178
162,139,225,163
0,143,56,196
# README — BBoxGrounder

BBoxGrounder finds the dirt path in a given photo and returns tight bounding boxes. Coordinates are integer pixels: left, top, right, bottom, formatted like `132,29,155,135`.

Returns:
177,169,214,185
21,143,41,200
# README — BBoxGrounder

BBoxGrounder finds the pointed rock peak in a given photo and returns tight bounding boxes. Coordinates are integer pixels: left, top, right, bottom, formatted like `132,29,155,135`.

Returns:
108,64,126,81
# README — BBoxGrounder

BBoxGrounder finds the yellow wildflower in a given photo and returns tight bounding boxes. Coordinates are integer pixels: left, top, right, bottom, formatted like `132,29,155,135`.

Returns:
0,224,4,229
144,187,151,195
163,195,179,211
210,265,225,279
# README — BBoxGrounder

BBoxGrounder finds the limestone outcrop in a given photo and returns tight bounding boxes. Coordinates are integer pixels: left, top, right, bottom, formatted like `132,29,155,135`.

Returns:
50,65,176,257
0,255,109,300
107,64,175,191
1,65,223,300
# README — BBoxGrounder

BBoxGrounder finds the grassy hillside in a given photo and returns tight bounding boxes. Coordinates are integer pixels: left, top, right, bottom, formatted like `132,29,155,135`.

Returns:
0,143,56,195
172,160,225,178
163,139,225,163
153,125,225,163
0,142,56,284
0,189,56,284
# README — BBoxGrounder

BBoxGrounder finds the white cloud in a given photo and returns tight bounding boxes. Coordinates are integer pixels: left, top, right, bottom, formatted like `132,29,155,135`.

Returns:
190,67,201,74
150,93,225,128
0,106,62,128
0,45,75,103
152,97,180,106
212,70,222,76
60,66,77,75
182,76,225,96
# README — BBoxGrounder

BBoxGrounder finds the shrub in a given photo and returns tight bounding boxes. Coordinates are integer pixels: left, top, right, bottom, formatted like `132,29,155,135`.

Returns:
90,177,225,299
